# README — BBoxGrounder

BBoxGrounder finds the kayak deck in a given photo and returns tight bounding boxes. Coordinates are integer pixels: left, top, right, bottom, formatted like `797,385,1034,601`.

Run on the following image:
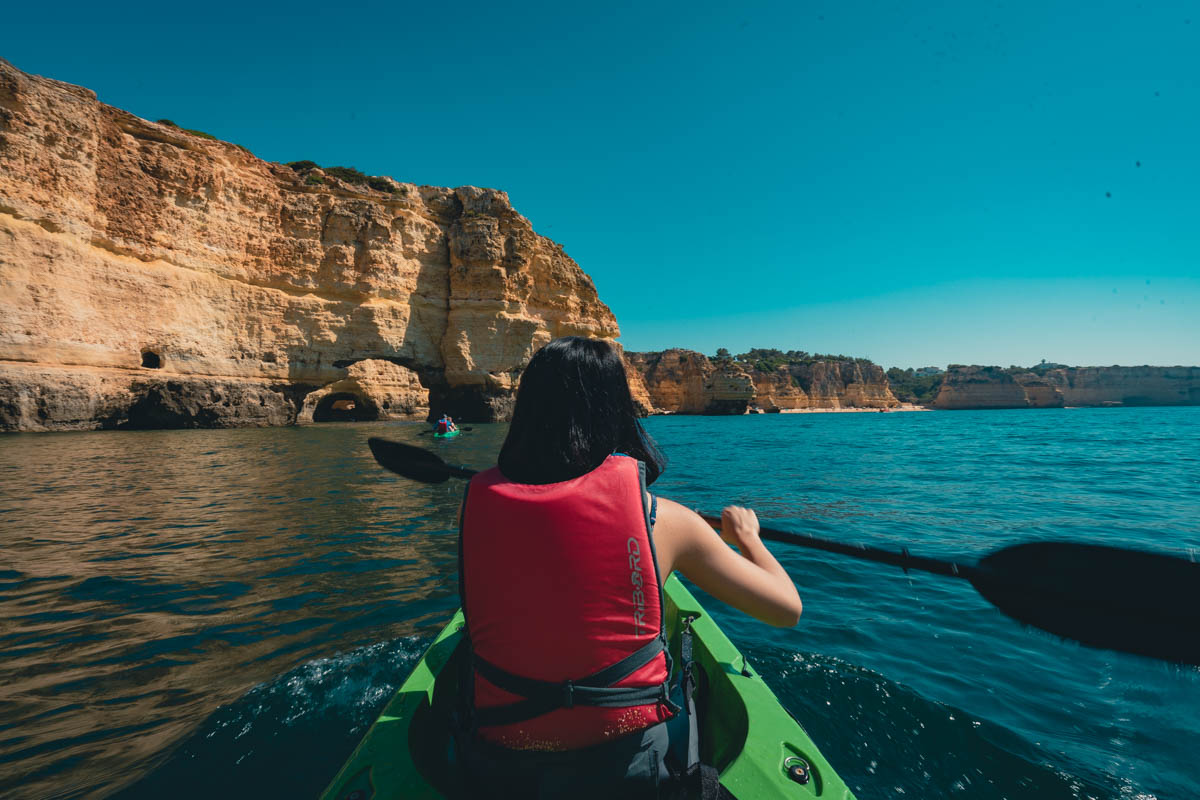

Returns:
320,575,856,798
432,429,460,438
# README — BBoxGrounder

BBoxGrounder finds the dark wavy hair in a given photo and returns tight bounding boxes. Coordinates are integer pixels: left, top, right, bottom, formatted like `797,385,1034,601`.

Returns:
498,337,666,485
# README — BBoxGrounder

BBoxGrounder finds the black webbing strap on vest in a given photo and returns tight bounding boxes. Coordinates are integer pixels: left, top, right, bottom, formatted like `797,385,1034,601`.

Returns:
681,615,725,800
681,616,700,773
471,634,673,728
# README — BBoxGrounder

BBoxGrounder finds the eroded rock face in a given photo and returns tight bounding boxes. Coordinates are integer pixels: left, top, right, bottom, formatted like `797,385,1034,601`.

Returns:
790,361,896,409
620,349,655,416
0,362,302,431
752,368,810,411
934,365,1200,409
1047,366,1200,406
625,350,752,415
932,367,1032,409
0,59,618,431
627,350,897,414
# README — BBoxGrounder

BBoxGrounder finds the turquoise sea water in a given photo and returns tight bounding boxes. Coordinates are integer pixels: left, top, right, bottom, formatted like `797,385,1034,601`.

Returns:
1,408,1198,799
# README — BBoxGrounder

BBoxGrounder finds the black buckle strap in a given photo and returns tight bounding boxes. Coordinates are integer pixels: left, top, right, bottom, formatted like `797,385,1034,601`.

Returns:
581,635,666,687
472,635,670,727
474,635,665,700
473,683,670,728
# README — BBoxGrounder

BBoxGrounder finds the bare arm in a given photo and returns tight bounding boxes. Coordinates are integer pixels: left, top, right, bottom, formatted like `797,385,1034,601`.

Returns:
653,499,802,627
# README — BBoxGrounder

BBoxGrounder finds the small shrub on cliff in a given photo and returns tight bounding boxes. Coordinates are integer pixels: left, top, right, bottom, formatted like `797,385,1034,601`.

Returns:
324,166,370,185
286,162,401,192
156,119,179,128
184,128,218,141
754,359,783,373
305,174,326,185
367,176,395,193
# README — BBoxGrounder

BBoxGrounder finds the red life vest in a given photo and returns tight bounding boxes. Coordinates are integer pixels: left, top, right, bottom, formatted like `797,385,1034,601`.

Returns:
460,455,674,751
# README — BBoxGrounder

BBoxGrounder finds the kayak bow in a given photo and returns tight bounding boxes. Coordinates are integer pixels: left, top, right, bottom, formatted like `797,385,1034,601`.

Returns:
320,575,856,799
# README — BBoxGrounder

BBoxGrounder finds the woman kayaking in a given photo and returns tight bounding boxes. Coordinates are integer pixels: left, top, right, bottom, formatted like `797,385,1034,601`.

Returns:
454,336,803,798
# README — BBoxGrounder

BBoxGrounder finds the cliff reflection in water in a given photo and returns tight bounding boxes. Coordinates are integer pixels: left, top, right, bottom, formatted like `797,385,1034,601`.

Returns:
0,421,503,799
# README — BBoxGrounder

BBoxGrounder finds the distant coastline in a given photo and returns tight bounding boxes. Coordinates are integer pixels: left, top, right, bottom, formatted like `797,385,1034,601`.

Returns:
931,364,1200,410
775,403,931,414
625,348,899,416
625,351,1200,416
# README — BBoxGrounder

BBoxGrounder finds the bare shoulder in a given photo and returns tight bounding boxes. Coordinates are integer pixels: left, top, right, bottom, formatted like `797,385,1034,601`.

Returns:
652,496,707,532
649,497,711,576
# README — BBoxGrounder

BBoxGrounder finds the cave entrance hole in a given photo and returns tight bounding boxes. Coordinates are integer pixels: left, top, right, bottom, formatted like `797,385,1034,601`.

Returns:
312,392,378,423
141,350,162,369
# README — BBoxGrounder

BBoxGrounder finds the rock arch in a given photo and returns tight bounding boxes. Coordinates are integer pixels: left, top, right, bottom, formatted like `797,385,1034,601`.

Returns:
311,391,378,422
298,359,430,424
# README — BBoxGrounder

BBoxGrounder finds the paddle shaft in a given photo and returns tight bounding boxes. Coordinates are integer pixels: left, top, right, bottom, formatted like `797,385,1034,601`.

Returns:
698,513,981,581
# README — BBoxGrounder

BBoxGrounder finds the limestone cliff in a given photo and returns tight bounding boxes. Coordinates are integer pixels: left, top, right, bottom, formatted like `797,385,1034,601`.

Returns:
621,352,655,416
752,368,810,411
789,360,897,409
932,366,1043,410
0,59,618,431
1047,366,1200,407
934,365,1200,409
625,350,751,415
627,350,897,414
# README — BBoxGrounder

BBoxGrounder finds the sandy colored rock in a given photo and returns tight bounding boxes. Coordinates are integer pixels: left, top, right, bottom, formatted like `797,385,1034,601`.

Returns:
0,59,619,431
627,350,896,414
1046,366,1200,406
932,366,1032,409
619,350,654,416
752,367,810,411
790,361,896,409
935,365,1200,409
298,359,428,422
626,350,753,415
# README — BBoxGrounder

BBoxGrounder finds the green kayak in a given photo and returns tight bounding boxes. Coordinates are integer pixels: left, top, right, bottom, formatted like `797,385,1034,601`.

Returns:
432,429,460,439
320,575,856,799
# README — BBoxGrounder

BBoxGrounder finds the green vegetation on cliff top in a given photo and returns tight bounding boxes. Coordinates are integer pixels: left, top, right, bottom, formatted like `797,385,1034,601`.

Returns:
886,367,944,404
723,347,876,373
287,161,405,195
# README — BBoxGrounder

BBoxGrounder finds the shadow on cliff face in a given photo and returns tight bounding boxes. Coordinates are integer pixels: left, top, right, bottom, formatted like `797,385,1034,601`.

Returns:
111,381,304,430
311,392,379,423
428,384,515,424
118,385,206,429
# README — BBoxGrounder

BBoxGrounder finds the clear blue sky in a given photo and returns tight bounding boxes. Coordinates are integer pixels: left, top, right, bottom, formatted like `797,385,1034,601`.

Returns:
4,0,1198,368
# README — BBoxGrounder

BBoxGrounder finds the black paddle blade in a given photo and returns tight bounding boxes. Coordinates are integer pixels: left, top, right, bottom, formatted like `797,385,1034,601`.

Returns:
971,542,1200,665
367,437,453,483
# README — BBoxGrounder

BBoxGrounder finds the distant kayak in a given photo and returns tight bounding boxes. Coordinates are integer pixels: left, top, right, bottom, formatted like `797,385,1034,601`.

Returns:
319,575,855,799
432,429,460,439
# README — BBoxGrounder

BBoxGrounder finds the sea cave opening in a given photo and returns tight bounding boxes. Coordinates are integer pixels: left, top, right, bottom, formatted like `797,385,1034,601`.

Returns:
141,350,162,369
312,392,378,423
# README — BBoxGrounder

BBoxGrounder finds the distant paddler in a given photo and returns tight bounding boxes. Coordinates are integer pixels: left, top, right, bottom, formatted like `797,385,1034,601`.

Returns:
433,414,458,435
